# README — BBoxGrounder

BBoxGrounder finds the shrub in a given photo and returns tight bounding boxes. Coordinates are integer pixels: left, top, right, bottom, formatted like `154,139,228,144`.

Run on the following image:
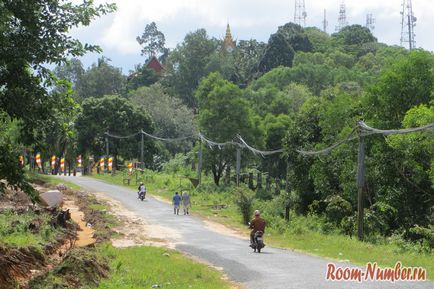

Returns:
364,201,398,236
234,187,255,225
324,195,352,225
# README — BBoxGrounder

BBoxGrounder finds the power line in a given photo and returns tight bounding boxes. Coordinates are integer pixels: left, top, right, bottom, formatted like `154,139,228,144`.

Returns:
105,121,434,157
141,130,194,142
105,132,140,139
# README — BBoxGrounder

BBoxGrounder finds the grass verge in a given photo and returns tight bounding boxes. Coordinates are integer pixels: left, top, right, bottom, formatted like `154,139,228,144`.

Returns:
97,245,233,289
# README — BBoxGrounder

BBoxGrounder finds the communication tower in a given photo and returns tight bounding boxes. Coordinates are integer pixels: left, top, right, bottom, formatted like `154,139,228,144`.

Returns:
400,0,416,49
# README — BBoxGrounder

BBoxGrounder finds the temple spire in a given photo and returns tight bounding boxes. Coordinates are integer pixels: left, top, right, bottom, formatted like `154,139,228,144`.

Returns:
223,23,236,52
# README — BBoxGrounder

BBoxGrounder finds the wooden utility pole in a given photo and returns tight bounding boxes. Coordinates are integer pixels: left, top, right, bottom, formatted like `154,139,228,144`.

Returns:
236,148,241,186
356,122,366,241
140,131,144,169
198,142,202,185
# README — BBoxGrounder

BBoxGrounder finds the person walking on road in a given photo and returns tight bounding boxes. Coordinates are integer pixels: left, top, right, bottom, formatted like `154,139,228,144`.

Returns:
173,192,181,215
182,191,191,215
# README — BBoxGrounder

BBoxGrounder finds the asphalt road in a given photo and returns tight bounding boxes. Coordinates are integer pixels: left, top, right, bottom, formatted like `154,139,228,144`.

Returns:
60,176,432,289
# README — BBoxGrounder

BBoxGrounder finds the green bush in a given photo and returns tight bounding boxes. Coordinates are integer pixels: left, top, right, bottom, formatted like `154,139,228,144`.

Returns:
234,187,255,225
324,195,352,225
364,201,398,236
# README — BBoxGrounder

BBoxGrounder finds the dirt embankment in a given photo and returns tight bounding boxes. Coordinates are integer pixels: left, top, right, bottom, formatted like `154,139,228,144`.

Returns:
0,182,109,289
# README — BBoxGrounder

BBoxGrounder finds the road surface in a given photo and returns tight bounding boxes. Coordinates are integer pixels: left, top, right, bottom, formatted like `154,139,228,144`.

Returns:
60,176,432,289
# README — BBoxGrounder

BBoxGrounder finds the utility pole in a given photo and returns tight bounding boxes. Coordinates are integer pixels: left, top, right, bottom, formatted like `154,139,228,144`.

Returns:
365,13,375,32
236,148,241,186
140,130,144,169
322,9,328,33
105,135,109,172
335,1,348,32
356,122,366,241
400,0,416,50
198,142,202,185
294,0,307,27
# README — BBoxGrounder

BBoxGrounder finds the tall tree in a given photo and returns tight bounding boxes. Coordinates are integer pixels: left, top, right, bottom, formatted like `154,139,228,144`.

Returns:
75,95,155,164
196,73,261,185
136,22,166,59
258,33,295,73
77,57,126,99
128,84,197,155
0,0,115,193
163,29,217,107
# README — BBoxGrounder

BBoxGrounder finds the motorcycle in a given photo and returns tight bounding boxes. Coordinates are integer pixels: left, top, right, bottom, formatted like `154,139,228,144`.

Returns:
138,191,146,201
251,231,265,253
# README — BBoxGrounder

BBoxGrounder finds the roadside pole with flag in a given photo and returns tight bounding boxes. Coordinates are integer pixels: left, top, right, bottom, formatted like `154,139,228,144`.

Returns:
35,153,42,170
108,157,113,171
51,155,56,174
128,162,133,175
77,155,82,168
60,157,65,174
99,157,104,173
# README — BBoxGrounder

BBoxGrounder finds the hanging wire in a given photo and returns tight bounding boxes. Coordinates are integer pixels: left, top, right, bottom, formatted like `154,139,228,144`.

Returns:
105,131,140,139
198,133,241,149
104,121,434,157
359,121,434,136
141,130,196,142
296,127,358,156
237,135,284,157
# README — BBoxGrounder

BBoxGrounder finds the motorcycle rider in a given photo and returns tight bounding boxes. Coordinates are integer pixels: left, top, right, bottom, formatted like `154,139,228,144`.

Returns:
249,210,266,247
138,182,146,200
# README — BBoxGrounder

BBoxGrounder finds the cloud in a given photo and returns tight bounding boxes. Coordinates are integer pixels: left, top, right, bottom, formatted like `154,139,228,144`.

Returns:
70,0,433,70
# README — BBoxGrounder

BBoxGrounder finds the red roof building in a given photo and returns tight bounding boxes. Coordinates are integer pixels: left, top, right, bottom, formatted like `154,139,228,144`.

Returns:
146,56,164,75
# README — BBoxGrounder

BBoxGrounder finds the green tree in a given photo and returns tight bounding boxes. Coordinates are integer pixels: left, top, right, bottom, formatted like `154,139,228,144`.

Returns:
196,73,260,185
77,57,126,99
0,0,115,193
332,25,377,57
53,58,85,96
126,64,159,92
276,22,312,52
232,39,266,86
163,29,218,107
136,22,166,58
365,50,434,128
259,33,295,73
75,95,155,165
386,104,434,228
128,84,197,155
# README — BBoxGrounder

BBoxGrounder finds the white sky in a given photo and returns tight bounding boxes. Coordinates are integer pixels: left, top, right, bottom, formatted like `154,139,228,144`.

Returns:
71,0,434,72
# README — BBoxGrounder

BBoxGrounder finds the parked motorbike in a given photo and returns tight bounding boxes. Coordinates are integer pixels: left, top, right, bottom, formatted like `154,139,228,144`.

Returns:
251,231,265,253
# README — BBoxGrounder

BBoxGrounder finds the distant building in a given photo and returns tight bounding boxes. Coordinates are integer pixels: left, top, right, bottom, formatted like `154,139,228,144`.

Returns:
223,23,236,52
145,56,164,75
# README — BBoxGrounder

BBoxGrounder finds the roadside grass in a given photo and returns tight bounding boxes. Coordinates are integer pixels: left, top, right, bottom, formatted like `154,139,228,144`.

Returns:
96,244,234,289
27,171,83,191
0,209,61,250
91,169,434,280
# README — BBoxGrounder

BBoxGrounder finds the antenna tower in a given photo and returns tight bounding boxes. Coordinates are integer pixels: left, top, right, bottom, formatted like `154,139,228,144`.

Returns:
322,9,328,33
366,13,375,32
294,0,307,27
335,1,348,32
400,0,416,49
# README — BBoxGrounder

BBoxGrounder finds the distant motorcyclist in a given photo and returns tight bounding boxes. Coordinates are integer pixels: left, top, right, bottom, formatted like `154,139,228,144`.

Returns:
138,182,146,200
249,210,266,246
